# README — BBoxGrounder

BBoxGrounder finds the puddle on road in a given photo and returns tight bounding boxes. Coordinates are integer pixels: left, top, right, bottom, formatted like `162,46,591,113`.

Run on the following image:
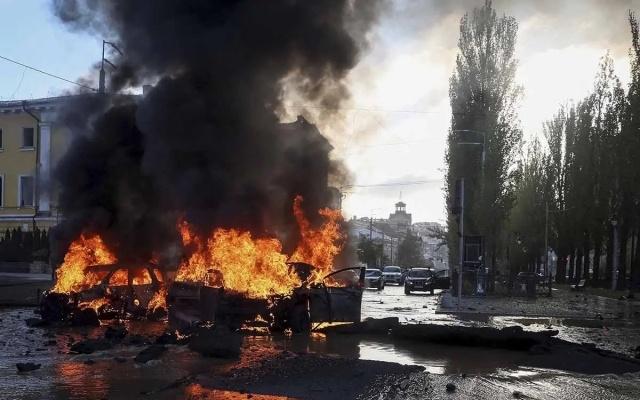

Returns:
255,332,524,375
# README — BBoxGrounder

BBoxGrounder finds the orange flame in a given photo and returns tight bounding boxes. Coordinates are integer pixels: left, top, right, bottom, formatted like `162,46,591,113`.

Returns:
290,195,345,283
175,196,344,298
52,234,116,293
148,286,168,311
54,196,344,306
175,225,300,298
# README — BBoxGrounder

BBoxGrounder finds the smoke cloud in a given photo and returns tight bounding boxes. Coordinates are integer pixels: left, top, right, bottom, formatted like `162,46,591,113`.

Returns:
50,0,384,264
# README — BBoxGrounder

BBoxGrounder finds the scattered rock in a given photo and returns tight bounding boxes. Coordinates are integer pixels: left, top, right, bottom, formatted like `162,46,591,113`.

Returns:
513,390,522,398
84,359,96,365
25,318,49,328
70,338,113,354
126,334,150,346
16,363,41,372
188,325,242,358
155,331,179,345
71,308,100,327
105,325,128,341
135,344,167,363
446,382,456,392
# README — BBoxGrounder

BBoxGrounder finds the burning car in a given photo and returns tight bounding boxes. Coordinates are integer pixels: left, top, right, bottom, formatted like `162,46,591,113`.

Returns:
41,262,167,322
167,263,365,333
41,196,356,330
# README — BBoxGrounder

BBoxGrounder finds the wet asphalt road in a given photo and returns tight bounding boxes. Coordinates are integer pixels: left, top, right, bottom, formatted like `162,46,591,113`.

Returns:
0,285,639,399
361,283,446,323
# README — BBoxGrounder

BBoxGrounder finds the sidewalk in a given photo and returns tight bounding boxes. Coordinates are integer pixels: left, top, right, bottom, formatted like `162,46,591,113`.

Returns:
437,287,640,321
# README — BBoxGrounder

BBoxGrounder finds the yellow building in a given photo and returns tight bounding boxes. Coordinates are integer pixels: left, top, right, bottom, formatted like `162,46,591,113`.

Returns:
0,96,72,232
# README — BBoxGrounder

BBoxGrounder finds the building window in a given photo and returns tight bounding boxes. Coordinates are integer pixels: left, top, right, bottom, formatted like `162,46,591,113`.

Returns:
22,127,35,148
19,176,34,207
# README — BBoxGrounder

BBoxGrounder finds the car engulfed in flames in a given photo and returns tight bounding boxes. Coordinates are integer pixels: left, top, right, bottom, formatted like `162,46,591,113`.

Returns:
41,196,364,331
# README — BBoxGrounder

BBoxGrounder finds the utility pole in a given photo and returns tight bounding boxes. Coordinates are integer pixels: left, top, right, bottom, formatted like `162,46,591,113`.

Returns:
545,202,551,296
369,217,373,240
99,40,123,94
390,238,394,264
612,220,619,291
457,178,465,311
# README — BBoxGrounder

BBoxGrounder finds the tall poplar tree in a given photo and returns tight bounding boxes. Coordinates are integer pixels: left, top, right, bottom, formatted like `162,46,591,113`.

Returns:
445,0,522,282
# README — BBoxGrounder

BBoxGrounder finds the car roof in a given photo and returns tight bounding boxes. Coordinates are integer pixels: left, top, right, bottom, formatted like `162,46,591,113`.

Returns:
409,267,431,271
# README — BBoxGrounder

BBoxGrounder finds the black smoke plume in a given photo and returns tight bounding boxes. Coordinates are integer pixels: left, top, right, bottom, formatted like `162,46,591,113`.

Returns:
50,0,383,265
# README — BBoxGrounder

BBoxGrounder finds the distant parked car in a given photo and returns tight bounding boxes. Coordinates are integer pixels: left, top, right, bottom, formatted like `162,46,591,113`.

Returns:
364,269,384,290
404,268,436,295
382,266,402,285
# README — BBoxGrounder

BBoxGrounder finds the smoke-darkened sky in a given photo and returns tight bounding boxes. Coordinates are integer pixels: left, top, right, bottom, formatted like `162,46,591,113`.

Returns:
1,0,639,223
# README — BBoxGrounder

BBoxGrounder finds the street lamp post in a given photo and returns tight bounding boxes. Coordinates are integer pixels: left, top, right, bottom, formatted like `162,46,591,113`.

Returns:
457,178,465,310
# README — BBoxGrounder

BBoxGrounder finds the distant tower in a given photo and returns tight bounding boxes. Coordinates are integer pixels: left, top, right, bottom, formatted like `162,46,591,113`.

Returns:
389,201,411,233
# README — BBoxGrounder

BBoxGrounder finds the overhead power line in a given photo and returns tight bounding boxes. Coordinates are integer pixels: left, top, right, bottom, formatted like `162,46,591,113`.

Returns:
0,54,97,92
341,179,442,189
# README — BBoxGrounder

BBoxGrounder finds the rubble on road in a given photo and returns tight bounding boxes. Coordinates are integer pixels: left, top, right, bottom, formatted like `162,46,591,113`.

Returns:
16,362,41,372
104,325,128,341
134,344,167,363
25,317,49,328
71,308,100,327
188,325,242,358
69,338,113,354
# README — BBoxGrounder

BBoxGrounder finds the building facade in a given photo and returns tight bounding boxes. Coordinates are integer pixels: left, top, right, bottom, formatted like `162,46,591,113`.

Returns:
0,96,72,232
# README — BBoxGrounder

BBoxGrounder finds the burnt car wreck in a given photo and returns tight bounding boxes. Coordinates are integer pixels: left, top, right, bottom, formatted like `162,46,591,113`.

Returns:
168,263,365,333
40,262,167,324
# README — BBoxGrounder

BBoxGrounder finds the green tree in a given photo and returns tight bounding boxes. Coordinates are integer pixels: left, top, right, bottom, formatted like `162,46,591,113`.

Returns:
446,0,522,283
508,139,551,276
356,236,386,268
396,232,425,268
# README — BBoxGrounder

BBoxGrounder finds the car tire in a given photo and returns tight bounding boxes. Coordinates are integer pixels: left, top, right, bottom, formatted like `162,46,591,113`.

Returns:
404,286,410,295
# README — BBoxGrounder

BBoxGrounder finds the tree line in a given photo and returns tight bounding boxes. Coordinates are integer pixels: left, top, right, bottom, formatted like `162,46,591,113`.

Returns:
445,0,640,291
511,13,640,290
